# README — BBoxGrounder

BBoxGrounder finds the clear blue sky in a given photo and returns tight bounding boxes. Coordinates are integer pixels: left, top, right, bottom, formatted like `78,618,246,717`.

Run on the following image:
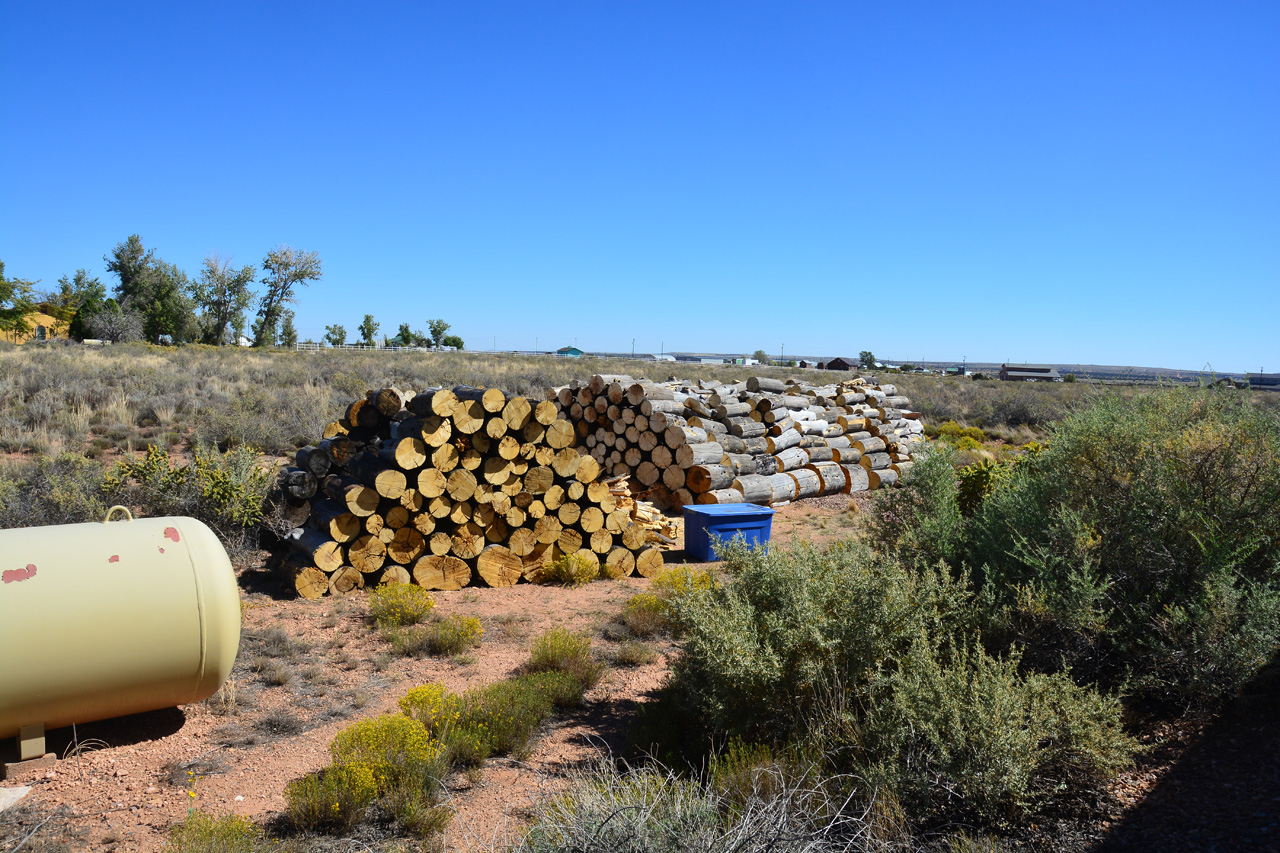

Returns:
2,2,1276,372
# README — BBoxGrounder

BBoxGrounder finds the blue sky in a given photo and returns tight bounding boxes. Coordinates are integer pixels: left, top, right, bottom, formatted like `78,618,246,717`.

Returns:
2,2,1276,372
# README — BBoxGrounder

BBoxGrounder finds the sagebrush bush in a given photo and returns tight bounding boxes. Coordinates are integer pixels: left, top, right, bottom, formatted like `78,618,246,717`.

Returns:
866,444,964,568
385,614,483,657
513,759,887,853
968,388,1280,710
654,540,1133,825
0,452,110,528
368,584,436,627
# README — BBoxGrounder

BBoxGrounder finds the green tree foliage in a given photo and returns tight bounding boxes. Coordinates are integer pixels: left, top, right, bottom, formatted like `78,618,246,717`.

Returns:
390,322,414,347
751,349,770,364
279,309,298,348
56,269,107,340
0,259,37,340
104,235,198,343
192,254,256,345
324,324,347,347
252,246,321,347
358,314,380,347
427,318,450,347
441,333,464,350
859,350,876,369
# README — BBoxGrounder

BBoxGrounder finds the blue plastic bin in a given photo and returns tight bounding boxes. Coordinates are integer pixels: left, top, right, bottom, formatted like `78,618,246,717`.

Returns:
682,503,775,562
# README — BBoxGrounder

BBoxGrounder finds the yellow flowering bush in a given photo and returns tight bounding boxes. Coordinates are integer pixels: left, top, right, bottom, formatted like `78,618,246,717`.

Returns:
400,684,462,735
368,584,436,628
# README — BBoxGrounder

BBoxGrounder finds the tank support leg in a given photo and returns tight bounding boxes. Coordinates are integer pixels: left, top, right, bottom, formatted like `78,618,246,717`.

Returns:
18,724,45,761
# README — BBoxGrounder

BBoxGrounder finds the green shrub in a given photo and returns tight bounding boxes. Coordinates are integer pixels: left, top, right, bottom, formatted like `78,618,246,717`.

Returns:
968,388,1280,710
863,638,1133,823
518,669,589,708
655,540,1133,825
385,614,483,657
539,552,600,587
867,445,964,567
287,713,448,835
456,678,556,760
0,452,110,528
285,763,377,833
527,627,604,690
103,443,275,554
611,640,658,667
166,810,265,853
368,584,436,627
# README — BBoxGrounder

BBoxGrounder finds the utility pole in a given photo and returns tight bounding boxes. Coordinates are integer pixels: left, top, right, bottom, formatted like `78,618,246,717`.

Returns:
632,338,635,358
781,343,785,364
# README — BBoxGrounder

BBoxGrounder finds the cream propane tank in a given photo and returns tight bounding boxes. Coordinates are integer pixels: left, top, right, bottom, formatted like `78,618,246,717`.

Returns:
0,508,240,759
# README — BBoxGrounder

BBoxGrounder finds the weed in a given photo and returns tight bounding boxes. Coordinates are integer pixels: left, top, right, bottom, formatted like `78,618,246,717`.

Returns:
527,627,604,689
611,640,658,667
254,710,304,738
539,552,600,587
256,659,292,687
166,810,265,853
621,593,668,637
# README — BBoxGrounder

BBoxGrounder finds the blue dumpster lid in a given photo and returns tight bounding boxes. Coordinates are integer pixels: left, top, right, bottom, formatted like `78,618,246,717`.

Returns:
683,503,774,518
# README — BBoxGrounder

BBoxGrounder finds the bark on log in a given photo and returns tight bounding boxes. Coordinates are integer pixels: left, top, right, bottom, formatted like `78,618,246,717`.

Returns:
746,376,787,393
868,468,899,490
290,528,345,572
774,447,809,472
311,499,363,543
767,472,797,503
686,464,735,493
698,488,745,504
842,465,869,493
859,451,892,470
675,442,724,468
766,429,802,454
295,446,332,478
788,468,821,499
732,474,773,504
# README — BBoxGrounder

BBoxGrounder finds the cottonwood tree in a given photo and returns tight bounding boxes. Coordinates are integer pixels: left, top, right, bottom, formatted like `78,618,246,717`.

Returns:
324,324,347,347
427,318,450,348
752,349,770,364
192,254,256,345
441,334,464,350
358,314,379,347
252,246,322,347
859,350,877,369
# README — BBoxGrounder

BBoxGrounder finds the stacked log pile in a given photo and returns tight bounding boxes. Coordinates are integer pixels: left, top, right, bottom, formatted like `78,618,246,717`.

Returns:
279,385,671,598
554,374,926,509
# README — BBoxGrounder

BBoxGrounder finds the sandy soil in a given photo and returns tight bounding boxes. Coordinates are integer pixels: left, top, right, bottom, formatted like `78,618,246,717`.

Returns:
0,499,867,852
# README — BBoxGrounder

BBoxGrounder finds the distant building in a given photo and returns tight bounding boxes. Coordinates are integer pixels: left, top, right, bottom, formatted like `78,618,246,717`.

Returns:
1000,363,1061,382
821,357,858,371
0,309,60,344
556,346,584,358
1249,373,1280,390
591,351,658,361
798,360,813,368
673,353,728,364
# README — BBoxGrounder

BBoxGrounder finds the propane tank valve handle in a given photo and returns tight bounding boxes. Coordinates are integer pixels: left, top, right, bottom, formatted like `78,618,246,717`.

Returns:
103,506,134,523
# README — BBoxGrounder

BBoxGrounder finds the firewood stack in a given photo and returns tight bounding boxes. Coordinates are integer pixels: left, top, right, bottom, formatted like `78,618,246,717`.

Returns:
279,385,669,599
553,374,926,509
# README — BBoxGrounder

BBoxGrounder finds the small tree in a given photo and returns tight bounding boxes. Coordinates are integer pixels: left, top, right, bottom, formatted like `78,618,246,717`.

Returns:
324,324,347,348
390,322,414,347
54,270,108,340
442,334,464,350
751,349,770,364
358,314,380,347
859,350,876,369
279,310,298,348
427,318,450,348
85,299,144,343
0,259,36,341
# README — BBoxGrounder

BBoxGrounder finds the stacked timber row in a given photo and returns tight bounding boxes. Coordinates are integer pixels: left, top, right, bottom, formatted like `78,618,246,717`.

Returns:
552,374,926,509
279,385,671,599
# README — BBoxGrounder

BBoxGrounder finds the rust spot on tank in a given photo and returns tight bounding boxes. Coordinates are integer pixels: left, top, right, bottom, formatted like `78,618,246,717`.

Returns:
3,564,37,584
109,554,120,563
164,527,181,542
